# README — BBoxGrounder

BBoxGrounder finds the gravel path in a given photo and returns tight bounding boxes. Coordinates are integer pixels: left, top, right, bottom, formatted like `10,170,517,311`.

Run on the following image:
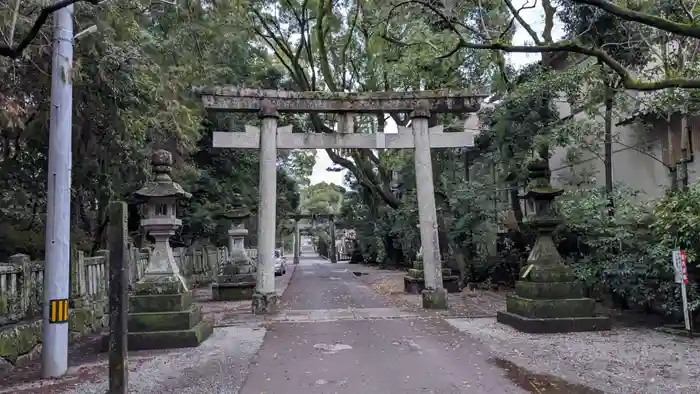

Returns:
447,318,700,394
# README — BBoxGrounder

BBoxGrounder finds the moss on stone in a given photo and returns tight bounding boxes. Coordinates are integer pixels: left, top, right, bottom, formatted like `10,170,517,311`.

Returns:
69,308,95,333
129,292,193,314
0,320,42,364
515,281,581,300
132,277,186,295
128,306,202,332
421,287,448,309
506,294,595,319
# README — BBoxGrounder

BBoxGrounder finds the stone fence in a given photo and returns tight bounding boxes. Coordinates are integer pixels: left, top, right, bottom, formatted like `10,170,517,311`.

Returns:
0,244,257,370
0,246,260,327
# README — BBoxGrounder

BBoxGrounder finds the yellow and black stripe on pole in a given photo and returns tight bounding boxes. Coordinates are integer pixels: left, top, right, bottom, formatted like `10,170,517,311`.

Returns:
48,299,69,324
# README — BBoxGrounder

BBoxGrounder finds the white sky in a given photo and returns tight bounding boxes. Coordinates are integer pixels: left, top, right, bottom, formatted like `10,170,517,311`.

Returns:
309,2,564,187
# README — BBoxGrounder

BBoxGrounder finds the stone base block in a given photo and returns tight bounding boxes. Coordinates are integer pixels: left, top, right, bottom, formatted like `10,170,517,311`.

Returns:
131,276,187,296
404,276,460,294
101,320,214,351
421,287,448,309
506,294,596,319
515,281,581,299
212,282,256,301
129,291,193,314
128,306,202,332
497,311,611,333
252,291,278,315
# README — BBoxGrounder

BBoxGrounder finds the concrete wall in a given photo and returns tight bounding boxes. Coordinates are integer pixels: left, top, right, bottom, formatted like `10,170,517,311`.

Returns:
549,99,700,201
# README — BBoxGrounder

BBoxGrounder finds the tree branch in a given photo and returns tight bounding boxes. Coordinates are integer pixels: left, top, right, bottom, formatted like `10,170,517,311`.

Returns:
572,0,700,39
0,0,101,59
391,0,700,91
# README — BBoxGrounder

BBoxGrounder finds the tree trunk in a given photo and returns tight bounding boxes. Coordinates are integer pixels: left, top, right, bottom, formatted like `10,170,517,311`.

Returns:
603,83,614,216
679,114,689,191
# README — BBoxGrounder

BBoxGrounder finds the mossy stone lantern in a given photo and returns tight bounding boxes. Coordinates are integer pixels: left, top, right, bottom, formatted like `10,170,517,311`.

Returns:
113,149,213,351
496,155,611,333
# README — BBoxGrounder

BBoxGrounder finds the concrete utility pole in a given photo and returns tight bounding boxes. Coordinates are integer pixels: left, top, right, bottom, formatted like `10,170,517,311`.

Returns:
42,2,74,378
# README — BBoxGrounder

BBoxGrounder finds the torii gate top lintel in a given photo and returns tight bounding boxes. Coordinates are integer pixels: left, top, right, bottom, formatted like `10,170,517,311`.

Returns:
197,87,487,114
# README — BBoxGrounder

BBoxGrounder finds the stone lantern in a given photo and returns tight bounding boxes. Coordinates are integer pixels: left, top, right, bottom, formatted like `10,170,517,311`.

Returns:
124,149,213,350
211,194,258,301
496,154,611,333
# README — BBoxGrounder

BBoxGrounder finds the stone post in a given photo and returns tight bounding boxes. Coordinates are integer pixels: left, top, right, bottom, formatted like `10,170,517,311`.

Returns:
10,254,31,316
107,201,128,394
108,149,213,351
410,102,447,309
253,101,279,314
329,215,337,264
293,220,300,264
496,157,611,333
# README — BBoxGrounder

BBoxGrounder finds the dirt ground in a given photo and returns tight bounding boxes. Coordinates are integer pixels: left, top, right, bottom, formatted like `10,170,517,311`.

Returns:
349,264,507,317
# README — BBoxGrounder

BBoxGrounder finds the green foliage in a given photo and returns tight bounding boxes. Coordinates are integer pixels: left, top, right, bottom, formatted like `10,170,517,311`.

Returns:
557,185,700,319
300,182,345,215
0,1,303,257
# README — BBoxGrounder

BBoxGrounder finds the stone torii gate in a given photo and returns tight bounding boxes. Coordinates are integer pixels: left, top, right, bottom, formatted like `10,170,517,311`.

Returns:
289,213,338,264
198,88,483,313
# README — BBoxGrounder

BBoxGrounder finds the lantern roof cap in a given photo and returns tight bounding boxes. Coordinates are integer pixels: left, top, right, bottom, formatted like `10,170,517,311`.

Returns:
133,149,192,202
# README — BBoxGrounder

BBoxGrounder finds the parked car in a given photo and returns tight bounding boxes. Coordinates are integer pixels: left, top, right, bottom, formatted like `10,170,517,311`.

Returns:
274,249,287,276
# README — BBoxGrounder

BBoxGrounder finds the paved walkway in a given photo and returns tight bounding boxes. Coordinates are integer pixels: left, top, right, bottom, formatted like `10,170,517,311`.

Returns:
239,258,526,394
2,255,528,393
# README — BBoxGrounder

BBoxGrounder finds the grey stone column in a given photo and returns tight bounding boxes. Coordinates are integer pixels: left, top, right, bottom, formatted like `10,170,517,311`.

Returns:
293,220,300,264
411,103,447,309
329,215,337,264
252,101,279,314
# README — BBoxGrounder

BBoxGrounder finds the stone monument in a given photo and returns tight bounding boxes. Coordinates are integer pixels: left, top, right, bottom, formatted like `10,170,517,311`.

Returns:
212,195,257,301
496,154,611,333
120,150,213,350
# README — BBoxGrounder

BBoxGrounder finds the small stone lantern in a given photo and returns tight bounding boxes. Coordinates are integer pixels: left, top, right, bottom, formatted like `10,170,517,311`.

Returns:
118,149,213,351
222,193,251,255
133,149,191,288
211,194,258,301
496,154,611,333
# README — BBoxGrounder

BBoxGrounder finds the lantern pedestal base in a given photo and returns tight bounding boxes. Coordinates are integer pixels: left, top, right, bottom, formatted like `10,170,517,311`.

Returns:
499,265,610,333
102,280,213,351
496,311,611,333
